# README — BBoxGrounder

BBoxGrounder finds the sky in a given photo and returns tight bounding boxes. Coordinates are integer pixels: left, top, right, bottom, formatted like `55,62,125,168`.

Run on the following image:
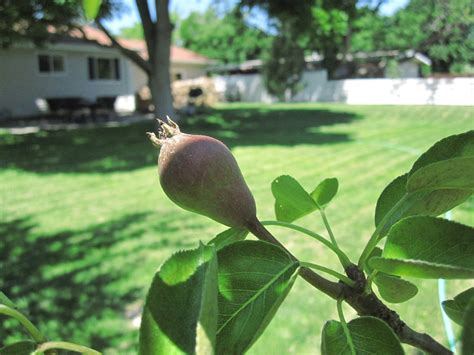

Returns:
103,0,410,34
104,0,215,33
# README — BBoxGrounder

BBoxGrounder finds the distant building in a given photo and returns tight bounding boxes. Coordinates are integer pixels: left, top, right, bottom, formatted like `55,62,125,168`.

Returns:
212,50,431,79
0,26,212,118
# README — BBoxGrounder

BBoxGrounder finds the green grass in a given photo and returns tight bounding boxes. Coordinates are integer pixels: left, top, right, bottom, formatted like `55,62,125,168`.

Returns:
1,103,473,353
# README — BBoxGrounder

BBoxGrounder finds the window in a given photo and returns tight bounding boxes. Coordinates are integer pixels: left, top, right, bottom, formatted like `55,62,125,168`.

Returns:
38,54,65,73
88,57,120,80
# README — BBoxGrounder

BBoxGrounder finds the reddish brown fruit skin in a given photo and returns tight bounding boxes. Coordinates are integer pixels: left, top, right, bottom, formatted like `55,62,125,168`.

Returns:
158,133,257,229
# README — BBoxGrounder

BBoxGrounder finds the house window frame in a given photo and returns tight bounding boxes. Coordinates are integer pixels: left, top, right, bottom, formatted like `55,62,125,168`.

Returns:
36,53,67,76
87,56,121,82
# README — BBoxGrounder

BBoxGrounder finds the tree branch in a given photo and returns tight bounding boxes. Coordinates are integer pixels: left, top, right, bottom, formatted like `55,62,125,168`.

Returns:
372,0,386,13
136,0,155,51
95,20,150,75
247,219,344,299
246,218,452,355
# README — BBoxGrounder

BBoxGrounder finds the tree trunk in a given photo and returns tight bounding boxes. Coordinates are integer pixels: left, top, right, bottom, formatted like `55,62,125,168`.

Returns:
148,0,175,119
149,53,174,118
99,0,175,122
148,68,174,119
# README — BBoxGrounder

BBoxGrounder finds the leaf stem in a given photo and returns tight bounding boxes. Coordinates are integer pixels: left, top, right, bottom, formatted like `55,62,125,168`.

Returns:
364,270,379,295
337,299,356,355
358,194,409,268
319,210,351,268
260,220,351,267
300,262,355,287
320,209,338,247
0,305,46,343
35,341,101,354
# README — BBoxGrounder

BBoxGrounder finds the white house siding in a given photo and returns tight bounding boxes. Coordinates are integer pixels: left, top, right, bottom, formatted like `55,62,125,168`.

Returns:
214,73,275,103
0,44,136,117
215,71,474,106
129,60,148,93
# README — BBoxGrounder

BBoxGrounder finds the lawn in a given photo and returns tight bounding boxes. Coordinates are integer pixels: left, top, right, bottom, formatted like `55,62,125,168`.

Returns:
1,103,473,353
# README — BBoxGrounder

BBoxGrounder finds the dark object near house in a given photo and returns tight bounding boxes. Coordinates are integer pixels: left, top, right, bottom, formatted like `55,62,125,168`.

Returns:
184,87,204,115
45,96,116,122
188,87,203,99
96,96,117,110
46,97,93,112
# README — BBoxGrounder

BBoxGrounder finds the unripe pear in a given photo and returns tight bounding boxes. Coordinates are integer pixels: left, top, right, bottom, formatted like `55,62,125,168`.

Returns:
147,118,257,229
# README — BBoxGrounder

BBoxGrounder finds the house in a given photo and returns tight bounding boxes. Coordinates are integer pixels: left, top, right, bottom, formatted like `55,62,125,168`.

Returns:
212,50,431,79
332,50,432,79
0,26,212,118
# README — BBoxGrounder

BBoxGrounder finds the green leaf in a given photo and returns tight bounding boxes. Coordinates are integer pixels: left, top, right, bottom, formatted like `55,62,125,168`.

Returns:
321,317,404,355
370,216,474,279
374,131,474,236
310,178,339,208
82,0,102,20
375,176,471,238
373,273,418,304
407,156,474,192
375,174,408,229
207,228,248,251
365,247,383,274
462,298,474,355
442,287,474,325
216,240,299,354
0,292,16,309
409,130,474,174
365,248,418,303
0,341,36,355
139,244,218,355
272,175,317,222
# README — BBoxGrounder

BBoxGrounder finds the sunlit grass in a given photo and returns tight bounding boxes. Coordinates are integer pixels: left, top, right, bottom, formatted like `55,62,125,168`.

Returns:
1,103,472,353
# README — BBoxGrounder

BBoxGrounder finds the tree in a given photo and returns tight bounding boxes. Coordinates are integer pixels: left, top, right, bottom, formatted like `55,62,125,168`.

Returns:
387,0,473,73
118,11,182,45
350,8,388,53
118,22,144,39
351,0,474,73
97,0,175,117
309,1,356,79
261,31,305,101
0,0,83,47
179,6,271,64
0,0,175,118
240,0,314,99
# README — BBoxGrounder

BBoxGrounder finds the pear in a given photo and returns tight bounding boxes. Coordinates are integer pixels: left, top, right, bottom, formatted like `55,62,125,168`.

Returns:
147,118,257,229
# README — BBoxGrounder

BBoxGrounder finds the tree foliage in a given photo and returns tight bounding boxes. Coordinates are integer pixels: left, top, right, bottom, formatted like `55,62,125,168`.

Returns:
118,11,181,44
0,0,123,48
261,31,305,101
308,0,357,78
179,6,271,64
0,0,82,47
118,22,144,39
352,0,474,73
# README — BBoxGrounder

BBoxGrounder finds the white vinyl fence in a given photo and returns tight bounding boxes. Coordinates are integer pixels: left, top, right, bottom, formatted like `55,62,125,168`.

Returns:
213,71,474,106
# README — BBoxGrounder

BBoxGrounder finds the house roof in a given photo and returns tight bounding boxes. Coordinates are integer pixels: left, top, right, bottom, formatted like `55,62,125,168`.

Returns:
65,25,211,65
212,49,431,74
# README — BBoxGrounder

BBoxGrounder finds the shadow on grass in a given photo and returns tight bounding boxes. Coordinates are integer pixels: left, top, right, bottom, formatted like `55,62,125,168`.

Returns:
0,213,195,350
0,106,361,174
